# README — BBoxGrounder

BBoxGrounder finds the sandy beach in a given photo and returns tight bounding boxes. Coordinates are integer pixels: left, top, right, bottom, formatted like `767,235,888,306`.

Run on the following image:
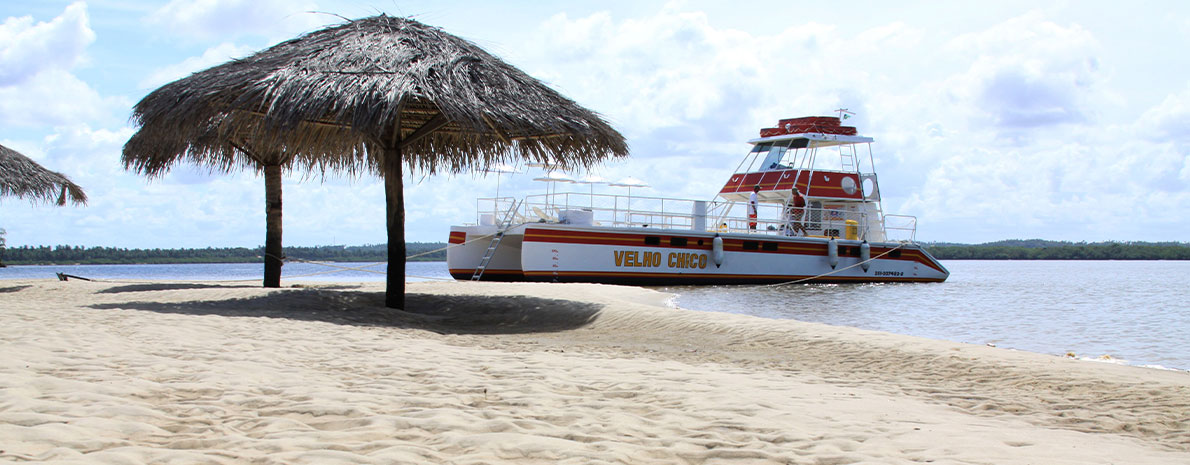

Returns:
1,279,1187,464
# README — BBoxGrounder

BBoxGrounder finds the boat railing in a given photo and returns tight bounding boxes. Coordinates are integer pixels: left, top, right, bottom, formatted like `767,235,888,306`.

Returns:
882,214,918,242
707,199,892,241
474,196,521,226
475,192,704,230
536,192,701,229
473,191,917,242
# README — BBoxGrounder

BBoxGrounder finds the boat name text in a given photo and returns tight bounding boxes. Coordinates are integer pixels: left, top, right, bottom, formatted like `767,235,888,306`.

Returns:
614,250,708,269
873,270,904,277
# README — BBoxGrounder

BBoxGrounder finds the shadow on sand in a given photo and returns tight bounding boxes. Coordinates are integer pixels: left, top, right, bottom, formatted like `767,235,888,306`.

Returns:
97,283,261,293
88,287,602,335
0,284,32,293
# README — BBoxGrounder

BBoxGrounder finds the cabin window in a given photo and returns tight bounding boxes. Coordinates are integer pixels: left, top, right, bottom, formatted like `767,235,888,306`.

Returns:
761,242,778,251
742,241,759,251
763,141,790,171
697,239,704,246
644,236,661,246
890,250,902,258
670,237,688,247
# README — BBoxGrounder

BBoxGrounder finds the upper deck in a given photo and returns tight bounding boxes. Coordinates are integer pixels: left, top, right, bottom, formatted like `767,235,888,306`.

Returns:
458,113,919,243
717,115,880,204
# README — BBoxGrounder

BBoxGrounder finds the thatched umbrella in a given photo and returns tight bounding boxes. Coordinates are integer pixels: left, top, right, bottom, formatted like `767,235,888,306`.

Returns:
123,128,310,288
123,15,628,308
0,143,87,206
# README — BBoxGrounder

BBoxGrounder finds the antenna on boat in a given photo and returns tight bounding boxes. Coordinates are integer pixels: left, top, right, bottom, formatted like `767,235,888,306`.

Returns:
835,108,854,120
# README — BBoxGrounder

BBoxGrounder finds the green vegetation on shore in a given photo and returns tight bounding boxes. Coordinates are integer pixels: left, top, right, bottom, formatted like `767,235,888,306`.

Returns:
0,243,447,266
922,240,1190,260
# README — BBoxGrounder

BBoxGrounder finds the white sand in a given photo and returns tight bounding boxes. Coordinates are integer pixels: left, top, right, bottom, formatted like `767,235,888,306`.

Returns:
1,279,1187,464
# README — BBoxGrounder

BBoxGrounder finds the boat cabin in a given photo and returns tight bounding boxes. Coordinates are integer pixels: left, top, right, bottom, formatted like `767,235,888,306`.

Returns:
715,116,887,240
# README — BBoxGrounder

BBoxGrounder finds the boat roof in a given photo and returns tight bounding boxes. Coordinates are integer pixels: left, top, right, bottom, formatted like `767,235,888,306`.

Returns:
748,132,874,148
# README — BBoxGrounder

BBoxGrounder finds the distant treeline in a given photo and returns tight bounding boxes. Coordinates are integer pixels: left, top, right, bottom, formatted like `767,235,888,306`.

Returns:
922,239,1190,260
0,243,447,265
5,239,1188,265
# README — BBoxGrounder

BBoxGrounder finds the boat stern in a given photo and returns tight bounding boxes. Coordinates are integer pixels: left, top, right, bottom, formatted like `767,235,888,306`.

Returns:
446,225,525,281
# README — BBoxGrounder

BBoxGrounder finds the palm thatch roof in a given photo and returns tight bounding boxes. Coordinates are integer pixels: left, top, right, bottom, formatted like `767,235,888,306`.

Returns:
0,143,87,206
123,14,628,308
123,14,628,175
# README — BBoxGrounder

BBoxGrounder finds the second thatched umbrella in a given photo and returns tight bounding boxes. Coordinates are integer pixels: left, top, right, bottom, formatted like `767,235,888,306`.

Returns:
124,15,628,308
123,129,312,288
0,143,87,206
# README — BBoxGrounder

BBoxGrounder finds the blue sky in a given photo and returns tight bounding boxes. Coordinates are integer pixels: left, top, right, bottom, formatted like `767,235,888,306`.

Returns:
2,0,1188,248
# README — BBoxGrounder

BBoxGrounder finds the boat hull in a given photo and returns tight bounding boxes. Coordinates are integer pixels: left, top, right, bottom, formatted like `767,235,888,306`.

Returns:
446,225,526,281
448,224,948,285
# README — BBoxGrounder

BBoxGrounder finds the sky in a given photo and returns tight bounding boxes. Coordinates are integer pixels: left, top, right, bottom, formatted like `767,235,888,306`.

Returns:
1,0,1188,248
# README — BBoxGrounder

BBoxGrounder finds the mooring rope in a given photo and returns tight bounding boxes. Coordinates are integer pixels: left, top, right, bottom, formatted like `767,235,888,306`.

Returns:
50,226,903,287
48,229,512,284
254,225,518,281
755,241,908,287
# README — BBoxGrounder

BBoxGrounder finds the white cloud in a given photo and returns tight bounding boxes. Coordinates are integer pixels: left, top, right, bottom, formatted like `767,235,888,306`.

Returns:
0,3,126,128
866,11,1163,241
148,0,328,42
39,124,136,191
943,12,1103,134
0,68,127,127
527,5,767,135
0,1,93,86
1138,84,1190,142
139,42,257,89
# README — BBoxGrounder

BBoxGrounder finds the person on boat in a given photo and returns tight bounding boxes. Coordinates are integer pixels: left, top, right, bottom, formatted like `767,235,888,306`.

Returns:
748,185,760,230
783,187,807,236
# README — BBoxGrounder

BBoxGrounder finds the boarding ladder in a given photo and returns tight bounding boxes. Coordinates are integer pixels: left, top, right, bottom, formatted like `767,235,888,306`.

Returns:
839,144,858,173
471,199,523,281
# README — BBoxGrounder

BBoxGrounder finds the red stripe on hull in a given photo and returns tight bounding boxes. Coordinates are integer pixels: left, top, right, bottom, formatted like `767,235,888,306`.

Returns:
521,270,944,285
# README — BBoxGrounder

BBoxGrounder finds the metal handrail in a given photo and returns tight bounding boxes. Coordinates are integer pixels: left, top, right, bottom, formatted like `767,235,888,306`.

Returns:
882,214,918,242
473,190,919,242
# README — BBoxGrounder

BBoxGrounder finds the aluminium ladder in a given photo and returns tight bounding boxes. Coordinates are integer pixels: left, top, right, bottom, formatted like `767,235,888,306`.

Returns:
839,144,858,173
471,199,523,281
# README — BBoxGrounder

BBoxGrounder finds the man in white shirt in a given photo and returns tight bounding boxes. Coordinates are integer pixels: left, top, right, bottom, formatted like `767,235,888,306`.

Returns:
748,185,760,230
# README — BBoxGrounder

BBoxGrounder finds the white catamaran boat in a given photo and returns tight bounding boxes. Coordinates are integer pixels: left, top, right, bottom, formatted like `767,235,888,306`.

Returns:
447,115,949,284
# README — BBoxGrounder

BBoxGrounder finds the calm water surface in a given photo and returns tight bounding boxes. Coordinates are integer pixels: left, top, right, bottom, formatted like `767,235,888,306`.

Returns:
0,261,450,282
664,260,1190,371
3,260,1185,370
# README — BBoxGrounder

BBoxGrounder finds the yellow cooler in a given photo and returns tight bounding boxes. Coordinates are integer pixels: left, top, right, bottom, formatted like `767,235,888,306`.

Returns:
845,220,859,240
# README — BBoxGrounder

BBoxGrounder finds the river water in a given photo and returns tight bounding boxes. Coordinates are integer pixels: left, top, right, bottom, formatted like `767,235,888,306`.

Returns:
3,260,1186,370
664,260,1190,371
